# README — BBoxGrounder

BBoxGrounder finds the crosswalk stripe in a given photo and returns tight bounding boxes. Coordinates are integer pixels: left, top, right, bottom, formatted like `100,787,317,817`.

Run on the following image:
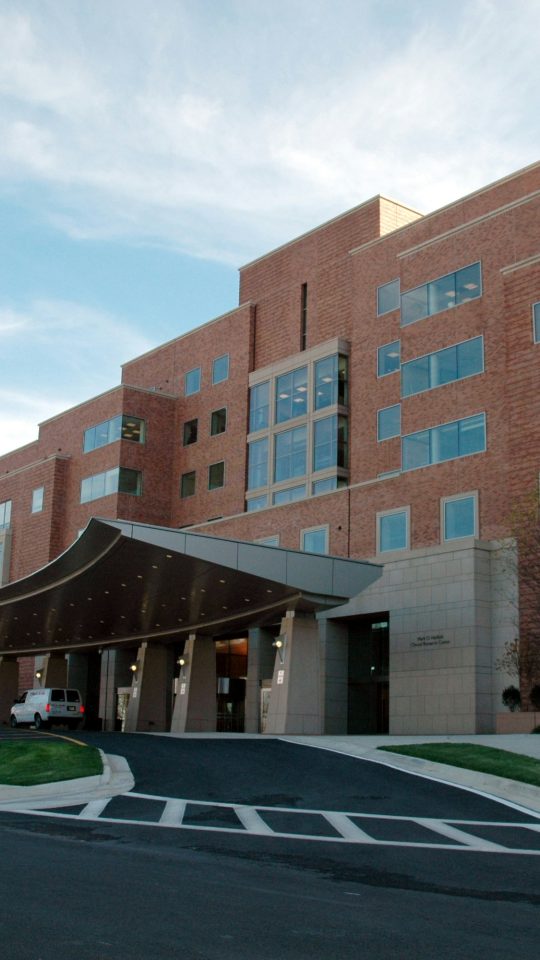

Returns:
79,798,112,819
414,817,506,851
159,799,187,825
234,805,275,835
322,811,373,841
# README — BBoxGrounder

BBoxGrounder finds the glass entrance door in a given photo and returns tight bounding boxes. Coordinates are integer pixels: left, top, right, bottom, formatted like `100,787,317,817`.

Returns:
215,637,248,732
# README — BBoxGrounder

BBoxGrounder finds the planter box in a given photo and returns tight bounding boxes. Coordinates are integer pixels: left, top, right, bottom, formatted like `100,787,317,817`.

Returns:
496,711,540,734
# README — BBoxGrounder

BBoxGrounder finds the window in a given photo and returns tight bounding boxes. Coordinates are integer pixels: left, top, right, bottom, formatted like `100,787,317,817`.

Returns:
300,282,308,351
402,413,486,471
274,425,307,482
83,415,145,452
377,279,400,316
256,535,280,547
210,408,227,436
185,367,201,396
273,485,306,505
212,354,229,385
443,494,477,541
249,381,270,432
312,476,347,495
533,302,540,343
246,494,268,512
377,404,401,441
247,437,269,490
180,471,196,498
401,262,482,327
183,418,198,446
208,461,225,490
301,526,329,554
80,467,142,503
377,341,400,377
313,415,348,471
314,354,348,409
377,509,408,552
401,337,484,397
0,500,12,530
275,366,308,423
31,487,44,514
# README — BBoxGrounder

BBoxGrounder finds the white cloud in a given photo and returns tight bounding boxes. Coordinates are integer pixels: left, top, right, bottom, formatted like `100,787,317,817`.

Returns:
0,0,538,263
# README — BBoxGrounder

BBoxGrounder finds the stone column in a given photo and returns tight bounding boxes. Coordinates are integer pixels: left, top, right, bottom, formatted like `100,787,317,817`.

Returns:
265,611,323,735
319,618,349,734
244,628,276,732
124,642,175,733
170,634,217,733
0,657,19,725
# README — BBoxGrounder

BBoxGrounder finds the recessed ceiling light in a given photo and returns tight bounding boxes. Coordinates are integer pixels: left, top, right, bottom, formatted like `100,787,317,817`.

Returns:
152,565,158,570
219,579,226,584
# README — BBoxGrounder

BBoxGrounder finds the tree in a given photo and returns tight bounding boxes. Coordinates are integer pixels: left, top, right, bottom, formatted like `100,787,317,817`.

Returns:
501,685,521,712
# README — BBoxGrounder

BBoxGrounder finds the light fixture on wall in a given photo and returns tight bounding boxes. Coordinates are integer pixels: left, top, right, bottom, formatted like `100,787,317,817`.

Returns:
177,655,188,679
272,636,286,664
34,670,42,683
130,662,139,678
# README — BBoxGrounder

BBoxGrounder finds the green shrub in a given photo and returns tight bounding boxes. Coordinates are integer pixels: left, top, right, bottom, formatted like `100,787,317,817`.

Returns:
502,685,521,712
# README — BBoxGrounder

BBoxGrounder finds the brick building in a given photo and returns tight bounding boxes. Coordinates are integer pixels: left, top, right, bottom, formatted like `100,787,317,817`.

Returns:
1,161,539,735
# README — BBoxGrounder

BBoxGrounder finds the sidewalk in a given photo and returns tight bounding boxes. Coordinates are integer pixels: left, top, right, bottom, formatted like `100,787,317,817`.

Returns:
0,751,134,810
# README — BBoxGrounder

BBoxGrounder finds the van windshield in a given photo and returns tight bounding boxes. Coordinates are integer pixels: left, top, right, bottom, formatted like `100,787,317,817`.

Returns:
66,690,80,702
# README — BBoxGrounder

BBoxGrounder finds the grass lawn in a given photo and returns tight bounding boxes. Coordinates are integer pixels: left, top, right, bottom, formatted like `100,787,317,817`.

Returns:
378,743,540,788
0,739,103,787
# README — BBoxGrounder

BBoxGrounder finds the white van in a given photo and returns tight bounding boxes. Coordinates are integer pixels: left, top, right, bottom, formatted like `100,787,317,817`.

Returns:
10,688,85,730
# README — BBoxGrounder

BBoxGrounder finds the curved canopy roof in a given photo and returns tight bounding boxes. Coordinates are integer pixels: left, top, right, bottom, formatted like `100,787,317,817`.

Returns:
0,518,382,657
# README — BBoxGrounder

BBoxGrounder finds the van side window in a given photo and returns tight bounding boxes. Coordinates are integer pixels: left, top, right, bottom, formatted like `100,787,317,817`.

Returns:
51,689,65,701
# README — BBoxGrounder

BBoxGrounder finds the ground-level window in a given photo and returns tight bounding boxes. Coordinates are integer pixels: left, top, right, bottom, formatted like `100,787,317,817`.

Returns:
377,508,409,553
301,526,329,554
442,493,477,541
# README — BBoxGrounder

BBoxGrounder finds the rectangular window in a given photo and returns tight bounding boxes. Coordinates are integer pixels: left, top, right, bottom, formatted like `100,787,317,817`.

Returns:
31,486,44,514
183,418,198,446
377,404,401,441
314,354,348,409
246,494,268,512
256,535,280,546
378,509,408,552
377,279,400,316
83,414,145,453
210,408,227,436
533,302,540,343
212,354,229,385
313,415,348,471
208,461,225,490
249,381,270,432
247,437,269,490
185,367,201,396
300,282,308,351
0,500,12,530
401,337,484,397
401,261,482,327
272,484,306,505
180,471,196,498
402,413,486,472
274,425,307,482
312,476,343,495
377,341,400,377
80,467,142,503
301,526,329,554
275,366,308,423
443,494,477,541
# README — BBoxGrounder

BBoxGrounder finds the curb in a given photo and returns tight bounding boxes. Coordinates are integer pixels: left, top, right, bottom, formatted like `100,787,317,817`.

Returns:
0,751,134,810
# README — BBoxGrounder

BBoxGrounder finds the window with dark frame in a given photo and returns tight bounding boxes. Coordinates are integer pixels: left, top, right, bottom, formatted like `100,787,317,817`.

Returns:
183,418,198,446
208,461,225,490
180,471,196,498
210,408,227,436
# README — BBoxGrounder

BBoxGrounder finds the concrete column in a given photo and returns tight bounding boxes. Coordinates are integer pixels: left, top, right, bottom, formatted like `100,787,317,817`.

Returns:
245,628,276,733
318,618,349,734
0,658,19,725
39,654,67,687
124,642,175,733
99,648,135,731
68,651,102,729
265,611,323,735
170,634,217,733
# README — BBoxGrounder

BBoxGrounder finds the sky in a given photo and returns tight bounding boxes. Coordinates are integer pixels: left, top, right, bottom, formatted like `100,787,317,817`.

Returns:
1,0,539,455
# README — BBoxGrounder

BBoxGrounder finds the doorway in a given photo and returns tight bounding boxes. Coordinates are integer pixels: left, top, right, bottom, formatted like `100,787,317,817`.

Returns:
347,616,389,733
215,637,248,732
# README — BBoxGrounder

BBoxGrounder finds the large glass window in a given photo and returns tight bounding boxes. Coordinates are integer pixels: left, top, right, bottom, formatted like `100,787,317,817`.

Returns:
31,487,44,514
0,500,12,530
314,354,348,409
401,262,482,326
443,494,476,541
180,471,196,498
246,494,268,512
377,404,401,441
378,510,408,552
301,526,329,554
313,415,348,471
83,415,145,453
377,279,400,316
402,413,486,471
183,418,198,446
212,354,229,385
80,467,142,503
247,437,269,490
208,461,225,490
273,484,306,505
401,337,484,397
377,341,400,377
249,381,270,432
312,476,347,495
275,366,308,423
533,302,540,343
185,367,201,396
211,408,227,436
274,426,307,482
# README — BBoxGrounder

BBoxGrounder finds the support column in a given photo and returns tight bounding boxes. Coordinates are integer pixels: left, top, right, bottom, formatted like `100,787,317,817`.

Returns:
99,648,135,731
0,658,19,725
170,634,217,733
318,618,349,734
39,654,67,687
245,628,276,733
265,611,323,735
68,651,102,729
124,643,175,733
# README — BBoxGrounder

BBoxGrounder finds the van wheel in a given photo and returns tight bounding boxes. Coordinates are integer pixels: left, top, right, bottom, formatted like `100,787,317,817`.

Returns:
10,715,17,729
34,714,47,730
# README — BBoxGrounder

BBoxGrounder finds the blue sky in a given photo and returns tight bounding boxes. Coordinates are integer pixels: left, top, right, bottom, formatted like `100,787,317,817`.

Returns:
1,0,539,454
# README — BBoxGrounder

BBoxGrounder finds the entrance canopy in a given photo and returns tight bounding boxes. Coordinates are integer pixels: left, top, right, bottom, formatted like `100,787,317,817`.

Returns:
0,518,382,657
